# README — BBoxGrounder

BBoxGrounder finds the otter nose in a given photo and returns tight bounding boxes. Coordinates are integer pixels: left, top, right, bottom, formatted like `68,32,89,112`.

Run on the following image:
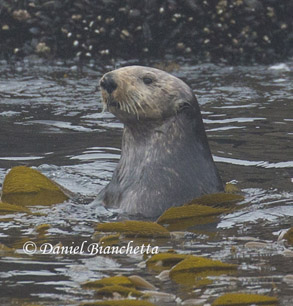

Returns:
100,74,117,94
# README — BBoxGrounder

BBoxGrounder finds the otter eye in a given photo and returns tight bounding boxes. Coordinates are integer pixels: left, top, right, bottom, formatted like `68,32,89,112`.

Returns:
143,77,153,85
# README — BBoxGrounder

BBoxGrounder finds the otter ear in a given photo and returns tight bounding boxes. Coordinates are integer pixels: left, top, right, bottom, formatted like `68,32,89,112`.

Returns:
178,101,191,112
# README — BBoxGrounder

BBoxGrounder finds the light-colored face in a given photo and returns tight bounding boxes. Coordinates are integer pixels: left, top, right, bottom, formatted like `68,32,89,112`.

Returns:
100,66,194,123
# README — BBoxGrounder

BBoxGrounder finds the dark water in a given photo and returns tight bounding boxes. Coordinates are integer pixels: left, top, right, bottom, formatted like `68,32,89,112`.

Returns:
0,59,292,305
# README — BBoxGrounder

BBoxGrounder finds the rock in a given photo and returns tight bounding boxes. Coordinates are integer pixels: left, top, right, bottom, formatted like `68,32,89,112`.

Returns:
12,10,31,22
35,42,51,55
1,0,292,62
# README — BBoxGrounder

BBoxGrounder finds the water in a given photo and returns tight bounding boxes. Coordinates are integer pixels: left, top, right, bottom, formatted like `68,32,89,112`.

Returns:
0,59,292,305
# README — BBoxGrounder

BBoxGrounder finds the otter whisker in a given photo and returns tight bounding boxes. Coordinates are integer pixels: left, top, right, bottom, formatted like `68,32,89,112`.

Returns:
129,95,144,116
126,95,139,119
132,102,140,120
102,97,108,112
124,94,136,115
143,98,154,111
102,103,107,112
125,102,132,113
136,100,147,115
125,103,131,114
130,93,146,116
121,101,126,112
128,103,136,115
117,99,124,112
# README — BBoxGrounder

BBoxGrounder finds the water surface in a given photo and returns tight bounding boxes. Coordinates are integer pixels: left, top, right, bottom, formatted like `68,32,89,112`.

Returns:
0,59,292,305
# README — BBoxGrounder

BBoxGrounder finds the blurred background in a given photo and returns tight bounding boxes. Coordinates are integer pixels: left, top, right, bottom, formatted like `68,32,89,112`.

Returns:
1,0,293,63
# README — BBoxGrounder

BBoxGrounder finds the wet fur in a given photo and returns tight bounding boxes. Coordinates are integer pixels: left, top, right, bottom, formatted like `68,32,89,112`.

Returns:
98,66,223,218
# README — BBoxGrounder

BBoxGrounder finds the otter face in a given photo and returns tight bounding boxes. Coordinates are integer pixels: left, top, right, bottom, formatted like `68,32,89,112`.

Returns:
100,66,195,124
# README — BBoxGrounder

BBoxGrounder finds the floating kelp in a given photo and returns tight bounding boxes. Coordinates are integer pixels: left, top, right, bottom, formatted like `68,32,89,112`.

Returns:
0,243,15,256
19,304,42,306
244,241,269,249
146,252,188,272
283,227,293,246
156,192,244,230
1,166,69,206
169,255,237,287
224,183,241,194
156,270,170,282
82,275,134,289
128,275,156,290
96,221,170,238
99,234,120,246
11,238,43,253
35,223,51,235
144,290,176,303
187,193,244,207
212,292,278,306
80,300,156,306
157,204,229,224
0,201,31,214
82,275,156,298
94,285,144,298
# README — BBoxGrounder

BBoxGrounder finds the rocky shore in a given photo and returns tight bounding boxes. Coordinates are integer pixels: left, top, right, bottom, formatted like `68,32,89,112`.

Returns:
0,0,293,63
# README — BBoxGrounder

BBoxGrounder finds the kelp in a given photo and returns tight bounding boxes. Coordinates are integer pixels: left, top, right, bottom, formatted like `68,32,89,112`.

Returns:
1,166,69,206
96,221,170,238
212,293,278,306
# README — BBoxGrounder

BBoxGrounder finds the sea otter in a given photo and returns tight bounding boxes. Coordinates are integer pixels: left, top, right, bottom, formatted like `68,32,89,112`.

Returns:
97,66,223,218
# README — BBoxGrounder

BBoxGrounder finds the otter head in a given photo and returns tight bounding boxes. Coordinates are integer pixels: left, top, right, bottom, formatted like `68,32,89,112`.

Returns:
99,66,197,125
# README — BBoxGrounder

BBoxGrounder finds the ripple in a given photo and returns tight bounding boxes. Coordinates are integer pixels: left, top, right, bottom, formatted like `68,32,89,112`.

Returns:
214,156,293,169
0,60,292,305
0,156,44,161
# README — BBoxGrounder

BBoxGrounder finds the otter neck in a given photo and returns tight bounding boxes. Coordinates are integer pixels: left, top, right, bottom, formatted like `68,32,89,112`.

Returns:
119,112,213,177
102,110,223,218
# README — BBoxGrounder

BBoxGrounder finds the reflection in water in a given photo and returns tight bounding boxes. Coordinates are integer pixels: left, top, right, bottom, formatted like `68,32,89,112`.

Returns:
0,60,292,305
